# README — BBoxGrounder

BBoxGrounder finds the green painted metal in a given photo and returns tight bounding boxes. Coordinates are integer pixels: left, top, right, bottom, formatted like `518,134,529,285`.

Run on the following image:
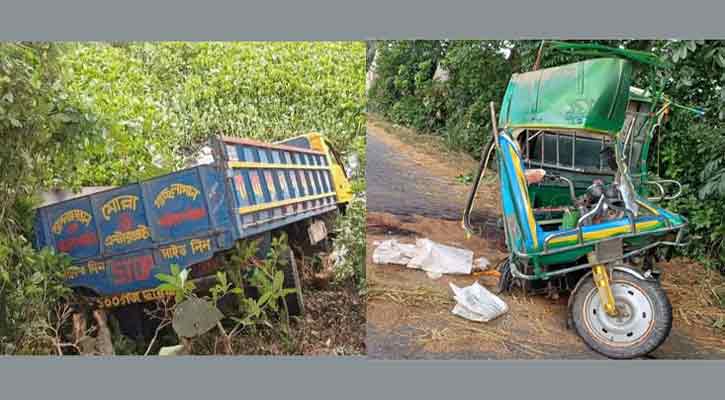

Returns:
499,58,633,134
546,41,670,69
561,209,580,230
529,185,576,208
534,232,663,272
628,86,652,103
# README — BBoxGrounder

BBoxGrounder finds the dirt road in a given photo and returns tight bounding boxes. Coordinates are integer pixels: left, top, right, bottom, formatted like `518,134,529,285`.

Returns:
366,116,725,359
367,123,472,220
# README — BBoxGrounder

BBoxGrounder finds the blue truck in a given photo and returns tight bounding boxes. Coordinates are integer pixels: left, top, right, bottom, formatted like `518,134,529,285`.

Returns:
33,133,353,320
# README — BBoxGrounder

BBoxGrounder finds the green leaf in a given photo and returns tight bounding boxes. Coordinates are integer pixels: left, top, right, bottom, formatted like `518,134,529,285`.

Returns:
157,283,178,292
704,47,717,60
154,273,177,285
30,271,44,284
716,52,725,68
257,291,273,307
52,113,73,123
273,270,284,292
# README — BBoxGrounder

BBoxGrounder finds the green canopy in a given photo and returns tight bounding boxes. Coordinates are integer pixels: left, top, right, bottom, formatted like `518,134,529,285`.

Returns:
499,58,633,134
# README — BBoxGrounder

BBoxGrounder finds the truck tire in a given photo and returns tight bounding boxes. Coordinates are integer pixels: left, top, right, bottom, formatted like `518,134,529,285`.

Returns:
570,270,672,359
281,248,305,317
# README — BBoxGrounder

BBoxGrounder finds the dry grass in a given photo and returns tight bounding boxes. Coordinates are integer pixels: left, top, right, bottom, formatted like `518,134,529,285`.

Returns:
368,284,454,308
661,257,725,330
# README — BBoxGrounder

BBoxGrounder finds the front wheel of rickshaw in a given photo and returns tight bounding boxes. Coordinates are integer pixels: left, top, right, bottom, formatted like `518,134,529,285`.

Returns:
570,270,672,359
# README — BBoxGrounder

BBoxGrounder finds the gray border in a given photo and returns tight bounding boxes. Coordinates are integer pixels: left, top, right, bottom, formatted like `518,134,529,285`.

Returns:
1,0,725,39
2,1,725,399
1,358,724,399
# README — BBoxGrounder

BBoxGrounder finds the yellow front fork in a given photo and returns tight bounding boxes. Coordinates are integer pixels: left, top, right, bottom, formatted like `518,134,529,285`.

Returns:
588,253,618,317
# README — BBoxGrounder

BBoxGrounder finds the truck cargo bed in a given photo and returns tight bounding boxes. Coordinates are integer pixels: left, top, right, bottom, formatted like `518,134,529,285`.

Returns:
33,136,340,301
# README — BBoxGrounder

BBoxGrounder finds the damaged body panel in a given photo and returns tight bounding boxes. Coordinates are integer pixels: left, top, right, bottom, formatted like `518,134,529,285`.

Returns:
463,45,694,358
33,134,351,307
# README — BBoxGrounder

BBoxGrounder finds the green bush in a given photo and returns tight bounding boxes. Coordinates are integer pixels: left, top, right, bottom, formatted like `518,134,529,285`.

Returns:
60,42,366,186
332,191,366,288
370,41,514,155
0,43,91,354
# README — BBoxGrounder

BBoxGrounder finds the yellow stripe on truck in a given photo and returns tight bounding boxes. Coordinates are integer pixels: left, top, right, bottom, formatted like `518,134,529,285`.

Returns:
239,192,337,214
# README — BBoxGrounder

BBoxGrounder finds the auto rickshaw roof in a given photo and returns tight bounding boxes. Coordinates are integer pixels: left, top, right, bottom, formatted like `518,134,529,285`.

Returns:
499,58,635,135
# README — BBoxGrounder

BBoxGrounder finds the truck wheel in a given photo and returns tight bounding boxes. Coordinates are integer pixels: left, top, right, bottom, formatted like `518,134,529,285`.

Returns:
281,248,305,317
570,270,672,359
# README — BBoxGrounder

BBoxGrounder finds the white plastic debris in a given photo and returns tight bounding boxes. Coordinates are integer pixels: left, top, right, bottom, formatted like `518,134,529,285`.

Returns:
186,145,215,167
408,239,474,275
473,256,491,271
372,239,417,265
158,345,186,356
426,271,443,280
373,238,475,278
449,282,508,322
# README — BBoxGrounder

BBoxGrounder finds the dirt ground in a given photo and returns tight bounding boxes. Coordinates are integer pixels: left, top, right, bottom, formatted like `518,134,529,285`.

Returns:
287,256,366,356
184,254,366,356
366,114,725,359
221,280,366,356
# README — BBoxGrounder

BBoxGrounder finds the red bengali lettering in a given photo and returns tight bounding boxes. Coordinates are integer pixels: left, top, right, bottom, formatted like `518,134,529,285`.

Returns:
158,207,206,227
57,232,97,253
189,257,222,279
111,255,154,285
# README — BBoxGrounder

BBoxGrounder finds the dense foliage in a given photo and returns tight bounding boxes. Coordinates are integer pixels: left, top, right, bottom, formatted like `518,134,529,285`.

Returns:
0,43,88,353
0,42,366,354
61,42,366,186
369,40,725,269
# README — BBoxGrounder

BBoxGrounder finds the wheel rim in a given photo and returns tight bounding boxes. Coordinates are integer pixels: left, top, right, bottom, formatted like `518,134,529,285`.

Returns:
583,280,655,346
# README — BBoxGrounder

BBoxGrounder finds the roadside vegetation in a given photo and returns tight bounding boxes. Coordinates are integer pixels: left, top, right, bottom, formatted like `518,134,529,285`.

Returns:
0,42,366,355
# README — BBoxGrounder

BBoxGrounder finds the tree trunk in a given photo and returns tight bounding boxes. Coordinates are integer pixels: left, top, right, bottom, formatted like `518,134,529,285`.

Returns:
93,309,114,355
72,312,87,344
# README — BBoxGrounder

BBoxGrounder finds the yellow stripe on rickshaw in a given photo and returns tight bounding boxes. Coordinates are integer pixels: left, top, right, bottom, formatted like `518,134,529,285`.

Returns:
509,143,539,249
636,200,660,216
546,219,662,246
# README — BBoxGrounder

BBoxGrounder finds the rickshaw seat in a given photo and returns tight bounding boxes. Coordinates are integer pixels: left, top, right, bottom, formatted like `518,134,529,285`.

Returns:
496,133,667,254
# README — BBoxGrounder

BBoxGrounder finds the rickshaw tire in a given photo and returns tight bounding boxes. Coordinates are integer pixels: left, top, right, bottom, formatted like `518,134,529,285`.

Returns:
494,259,513,294
570,271,672,359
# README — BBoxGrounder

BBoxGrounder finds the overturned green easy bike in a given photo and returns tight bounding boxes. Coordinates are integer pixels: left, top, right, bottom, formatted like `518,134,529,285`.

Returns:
463,43,698,359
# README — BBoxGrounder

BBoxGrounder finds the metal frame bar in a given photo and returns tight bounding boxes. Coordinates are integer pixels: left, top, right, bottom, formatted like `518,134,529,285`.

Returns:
522,130,616,174
239,192,336,215
524,160,613,175
646,179,683,202
541,174,576,203
508,225,688,280
543,198,641,252
516,219,686,260
228,161,330,171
